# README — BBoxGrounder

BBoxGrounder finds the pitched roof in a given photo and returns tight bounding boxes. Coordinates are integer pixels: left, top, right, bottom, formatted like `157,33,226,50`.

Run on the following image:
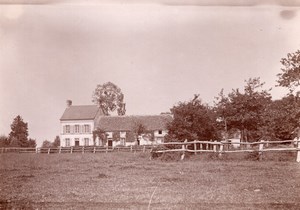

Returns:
60,105,101,121
95,115,173,131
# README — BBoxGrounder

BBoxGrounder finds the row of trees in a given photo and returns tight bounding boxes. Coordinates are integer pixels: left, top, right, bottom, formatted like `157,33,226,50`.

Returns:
167,50,300,142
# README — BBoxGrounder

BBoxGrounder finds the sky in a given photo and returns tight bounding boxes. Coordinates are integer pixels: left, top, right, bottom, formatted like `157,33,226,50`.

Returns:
0,0,300,146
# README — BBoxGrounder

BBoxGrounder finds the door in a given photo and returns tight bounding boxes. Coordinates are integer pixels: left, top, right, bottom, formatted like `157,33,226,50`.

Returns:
108,140,113,147
75,140,80,147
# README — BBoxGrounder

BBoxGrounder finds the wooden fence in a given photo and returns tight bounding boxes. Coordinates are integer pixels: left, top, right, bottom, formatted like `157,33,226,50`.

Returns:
1,140,299,162
0,145,153,154
152,139,300,162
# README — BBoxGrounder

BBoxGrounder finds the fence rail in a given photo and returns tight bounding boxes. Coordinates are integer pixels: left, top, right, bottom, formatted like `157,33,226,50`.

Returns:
0,145,153,154
1,139,300,162
152,139,300,162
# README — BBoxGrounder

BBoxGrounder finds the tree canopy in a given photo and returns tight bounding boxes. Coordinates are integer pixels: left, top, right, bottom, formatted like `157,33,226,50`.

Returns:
92,82,126,116
277,50,300,94
215,78,272,142
167,95,218,142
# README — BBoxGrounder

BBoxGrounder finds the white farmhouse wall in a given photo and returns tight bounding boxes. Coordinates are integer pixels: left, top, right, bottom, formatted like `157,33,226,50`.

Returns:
60,120,95,147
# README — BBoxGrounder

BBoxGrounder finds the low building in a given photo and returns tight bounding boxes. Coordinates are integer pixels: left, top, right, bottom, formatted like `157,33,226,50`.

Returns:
95,115,172,147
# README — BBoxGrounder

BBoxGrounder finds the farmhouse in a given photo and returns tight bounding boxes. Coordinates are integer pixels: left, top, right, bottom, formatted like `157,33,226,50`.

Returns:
60,100,172,147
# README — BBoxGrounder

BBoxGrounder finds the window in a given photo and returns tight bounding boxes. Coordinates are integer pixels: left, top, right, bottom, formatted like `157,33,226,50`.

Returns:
75,125,80,133
158,130,162,135
84,138,89,146
84,124,90,133
65,138,70,147
120,138,126,146
65,125,70,134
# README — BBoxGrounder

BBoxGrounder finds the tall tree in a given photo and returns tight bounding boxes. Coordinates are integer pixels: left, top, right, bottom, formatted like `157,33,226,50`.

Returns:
277,50,300,94
266,95,300,140
167,95,218,142
8,115,29,147
215,78,272,142
276,50,300,139
92,82,126,116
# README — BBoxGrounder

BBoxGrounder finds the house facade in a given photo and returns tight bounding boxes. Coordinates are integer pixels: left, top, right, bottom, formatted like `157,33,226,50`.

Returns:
60,101,172,147
60,100,102,147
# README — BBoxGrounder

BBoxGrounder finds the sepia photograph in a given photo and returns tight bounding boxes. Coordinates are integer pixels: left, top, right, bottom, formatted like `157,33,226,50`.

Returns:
0,0,300,209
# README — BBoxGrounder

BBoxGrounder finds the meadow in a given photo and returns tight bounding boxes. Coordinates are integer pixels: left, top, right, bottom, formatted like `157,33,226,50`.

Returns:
0,151,300,209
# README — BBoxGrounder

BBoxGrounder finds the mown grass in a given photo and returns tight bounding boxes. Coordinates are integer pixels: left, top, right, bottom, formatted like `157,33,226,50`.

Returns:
0,152,300,209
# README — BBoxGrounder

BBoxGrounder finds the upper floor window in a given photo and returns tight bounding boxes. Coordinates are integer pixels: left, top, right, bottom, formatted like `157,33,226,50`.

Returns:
84,124,90,133
75,125,80,133
158,130,162,135
65,125,71,134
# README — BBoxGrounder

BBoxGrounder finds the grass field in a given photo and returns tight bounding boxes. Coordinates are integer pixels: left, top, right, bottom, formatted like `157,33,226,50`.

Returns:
0,151,300,209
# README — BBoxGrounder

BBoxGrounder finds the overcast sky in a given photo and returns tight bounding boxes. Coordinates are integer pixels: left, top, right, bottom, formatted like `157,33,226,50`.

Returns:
0,1,300,146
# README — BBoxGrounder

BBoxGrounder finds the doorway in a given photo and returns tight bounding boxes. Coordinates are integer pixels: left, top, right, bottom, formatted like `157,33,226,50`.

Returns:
108,139,113,147
75,140,80,147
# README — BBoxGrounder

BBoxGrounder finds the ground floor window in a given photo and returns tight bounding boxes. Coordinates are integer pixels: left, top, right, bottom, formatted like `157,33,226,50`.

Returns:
84,138,89,146
65,138,70,147
120,138,126,146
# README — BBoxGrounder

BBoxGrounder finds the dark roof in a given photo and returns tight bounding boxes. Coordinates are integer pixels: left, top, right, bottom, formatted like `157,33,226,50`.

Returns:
95,115,173,131
60,105,101,121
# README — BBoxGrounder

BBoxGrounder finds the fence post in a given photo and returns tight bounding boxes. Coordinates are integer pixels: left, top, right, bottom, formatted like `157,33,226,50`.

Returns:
259,140,264,161
194,140,197,155
296,139,300,162
213,141,217,152
181,139,187,160
82,146,84,154
35,147,38,154
106,145,108,153
130,145,133,152
143,145,146,153
59,147,61,154
93,147,96,154
48,148,50,155
219,142,224,157
70,147,73,154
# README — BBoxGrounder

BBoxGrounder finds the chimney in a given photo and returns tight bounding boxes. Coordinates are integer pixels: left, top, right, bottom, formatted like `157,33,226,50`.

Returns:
66,100,72,108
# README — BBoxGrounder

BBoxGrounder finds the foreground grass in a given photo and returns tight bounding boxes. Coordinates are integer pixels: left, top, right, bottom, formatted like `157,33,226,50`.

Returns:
0,152,300,209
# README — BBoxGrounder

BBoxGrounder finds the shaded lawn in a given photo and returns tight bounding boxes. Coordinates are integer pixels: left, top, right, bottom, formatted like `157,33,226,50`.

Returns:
0,152,300,209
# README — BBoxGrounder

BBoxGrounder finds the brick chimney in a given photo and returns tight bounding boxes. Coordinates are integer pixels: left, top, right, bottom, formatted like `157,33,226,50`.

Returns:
66,100,72,108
